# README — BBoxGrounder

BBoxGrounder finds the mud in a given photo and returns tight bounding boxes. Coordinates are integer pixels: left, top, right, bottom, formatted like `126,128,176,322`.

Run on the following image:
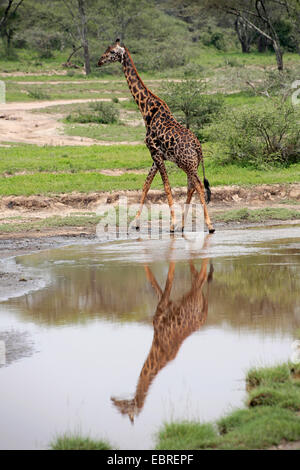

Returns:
1,183,299,213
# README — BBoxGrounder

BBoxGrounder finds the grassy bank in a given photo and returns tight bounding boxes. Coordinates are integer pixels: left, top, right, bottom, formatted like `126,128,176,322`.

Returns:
156,361,300,450
0,208,299,236
51,434,112,450
214,208,300,223
0,214,102,234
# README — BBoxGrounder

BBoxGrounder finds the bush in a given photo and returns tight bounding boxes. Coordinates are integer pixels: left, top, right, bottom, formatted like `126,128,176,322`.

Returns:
27,88,50,100
214,99,300,167
161,78,224,134
248,69,300,99
65,102,119,124
20,30,64,59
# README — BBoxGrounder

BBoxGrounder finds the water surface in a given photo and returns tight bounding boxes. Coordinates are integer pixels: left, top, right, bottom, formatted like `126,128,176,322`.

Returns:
0,226,299,449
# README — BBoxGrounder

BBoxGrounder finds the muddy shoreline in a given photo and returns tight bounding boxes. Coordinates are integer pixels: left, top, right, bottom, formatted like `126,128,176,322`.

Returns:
0,181,299,303
0,219,299,302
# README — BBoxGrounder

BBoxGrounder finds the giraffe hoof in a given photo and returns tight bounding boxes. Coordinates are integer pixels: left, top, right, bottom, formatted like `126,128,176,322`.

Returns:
135,225,140,231
209,228,215,234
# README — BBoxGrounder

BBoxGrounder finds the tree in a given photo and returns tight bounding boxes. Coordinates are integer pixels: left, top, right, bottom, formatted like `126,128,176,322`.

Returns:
62,0,91,74
206,0,289,70
234,16,255,52
0,0,25,53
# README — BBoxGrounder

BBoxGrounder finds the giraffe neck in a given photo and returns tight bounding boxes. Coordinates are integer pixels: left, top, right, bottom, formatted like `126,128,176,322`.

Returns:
134,343,168,409
122,48,168,120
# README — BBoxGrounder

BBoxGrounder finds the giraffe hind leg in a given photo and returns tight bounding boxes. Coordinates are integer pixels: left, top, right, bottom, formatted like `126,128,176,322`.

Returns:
181,186,195,232
191,174,215,233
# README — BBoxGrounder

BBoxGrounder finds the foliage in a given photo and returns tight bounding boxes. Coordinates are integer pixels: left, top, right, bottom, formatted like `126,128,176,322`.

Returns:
65,101,119,124
214,99,300,167
247,68,300,99
161,78,224,131
26,88,50,100
18,29,64,58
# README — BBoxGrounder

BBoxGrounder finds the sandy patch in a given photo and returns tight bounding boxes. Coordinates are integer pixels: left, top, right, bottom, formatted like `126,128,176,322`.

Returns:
0,98,138,146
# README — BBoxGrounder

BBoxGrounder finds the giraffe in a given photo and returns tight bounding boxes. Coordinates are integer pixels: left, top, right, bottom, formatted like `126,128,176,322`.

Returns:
97,39,215,234
111,241,213,423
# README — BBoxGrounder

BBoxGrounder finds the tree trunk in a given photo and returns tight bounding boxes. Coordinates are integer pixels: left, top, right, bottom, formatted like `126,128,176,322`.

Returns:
77,0,91,75
258,35,268,52
273,41,284,70
235,18,252,53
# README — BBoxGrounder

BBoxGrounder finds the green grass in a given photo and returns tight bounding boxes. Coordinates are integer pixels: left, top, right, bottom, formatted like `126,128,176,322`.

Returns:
156,422,218,450
247,383,300,411
156,361,300,450
217,407,300,450
64,123,145,142
214,208,300,223
50,434,112,450
0,145,299,196
0,145,150,173
0,214,102,233
246,364,291,390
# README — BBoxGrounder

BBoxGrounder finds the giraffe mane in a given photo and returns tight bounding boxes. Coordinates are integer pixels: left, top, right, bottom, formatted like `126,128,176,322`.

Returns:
124,47,171,112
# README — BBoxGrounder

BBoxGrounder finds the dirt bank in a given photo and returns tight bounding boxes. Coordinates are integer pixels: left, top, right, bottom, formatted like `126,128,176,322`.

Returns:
1,183,299,213
0,183,299,246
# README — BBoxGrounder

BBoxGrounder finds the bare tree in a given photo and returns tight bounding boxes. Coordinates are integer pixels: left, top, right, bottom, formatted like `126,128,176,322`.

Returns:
62,0,91,74
207,0,288,70
229,1,284,69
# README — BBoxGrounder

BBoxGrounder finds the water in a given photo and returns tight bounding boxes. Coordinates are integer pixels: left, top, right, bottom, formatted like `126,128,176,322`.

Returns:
0,225,299,449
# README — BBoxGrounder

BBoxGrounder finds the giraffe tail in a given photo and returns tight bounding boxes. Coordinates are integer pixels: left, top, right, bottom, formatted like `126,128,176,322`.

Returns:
204,178,211,204
200,154,211,204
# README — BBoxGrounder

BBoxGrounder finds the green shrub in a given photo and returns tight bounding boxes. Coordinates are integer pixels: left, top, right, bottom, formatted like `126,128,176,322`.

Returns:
161,79,224,132
66,102,119,124
214,99,300,167
22,30,64,59
248,69,300,98
27,88,50,100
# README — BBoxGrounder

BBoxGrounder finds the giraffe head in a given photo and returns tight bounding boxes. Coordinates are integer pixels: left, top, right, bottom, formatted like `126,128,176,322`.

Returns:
97,39,125,67
111,396,139,424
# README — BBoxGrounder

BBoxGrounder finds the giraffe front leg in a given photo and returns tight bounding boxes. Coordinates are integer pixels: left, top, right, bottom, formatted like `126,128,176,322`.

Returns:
155,159,176,232
135,163,158,230
158,261,175,308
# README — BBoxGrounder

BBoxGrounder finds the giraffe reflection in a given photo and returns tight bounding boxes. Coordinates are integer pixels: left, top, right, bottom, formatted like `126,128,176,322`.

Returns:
111,239,213,423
